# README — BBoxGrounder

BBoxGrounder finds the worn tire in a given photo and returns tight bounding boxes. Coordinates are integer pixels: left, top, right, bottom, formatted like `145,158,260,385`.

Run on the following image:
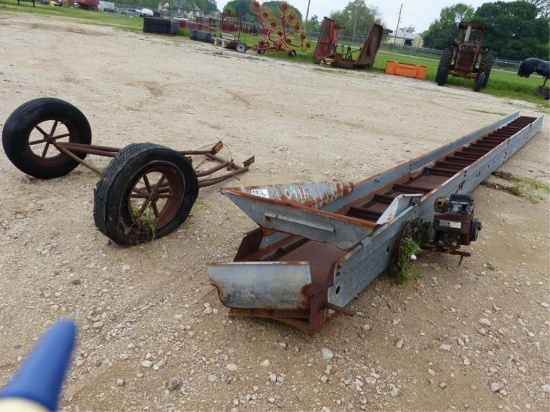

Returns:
474,72,486,92
436,48,453,86
479,52,493,88
236,42,247,53
2,97,92,178
436,67,449,86
93,143,199,246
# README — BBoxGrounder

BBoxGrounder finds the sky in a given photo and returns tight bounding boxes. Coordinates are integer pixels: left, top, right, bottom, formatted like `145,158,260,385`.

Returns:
215,1,514,33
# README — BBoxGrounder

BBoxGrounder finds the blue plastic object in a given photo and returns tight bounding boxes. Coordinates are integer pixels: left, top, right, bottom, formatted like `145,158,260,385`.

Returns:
0,319,77,411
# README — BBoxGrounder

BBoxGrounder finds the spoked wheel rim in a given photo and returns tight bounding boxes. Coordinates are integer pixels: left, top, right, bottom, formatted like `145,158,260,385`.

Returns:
27,118,78,167
127,165,185,231
2,98,92,178
389,221,419,277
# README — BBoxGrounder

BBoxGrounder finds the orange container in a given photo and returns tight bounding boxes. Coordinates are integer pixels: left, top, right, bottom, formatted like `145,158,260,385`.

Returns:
385,61,427,79
385,61,398,74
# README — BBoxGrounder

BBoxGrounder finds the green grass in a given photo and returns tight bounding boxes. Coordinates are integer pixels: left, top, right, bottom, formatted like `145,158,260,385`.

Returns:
484,171,550,204
3,0,548,105
1,0,144,31
372,49,548,105
493,171,550,192
393,235,422,285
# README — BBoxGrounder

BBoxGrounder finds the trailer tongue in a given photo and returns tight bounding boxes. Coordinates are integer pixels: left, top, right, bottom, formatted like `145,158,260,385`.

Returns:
208,112,544,332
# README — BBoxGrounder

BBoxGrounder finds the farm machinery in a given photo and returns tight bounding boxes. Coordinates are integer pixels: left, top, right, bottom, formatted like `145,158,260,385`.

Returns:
517,58,550,100
208,112,544,332
2,98,545,333
211,12,248,53
2,98,254,246
313,17,388,69
251,1,310,56
74,0,99,10
436,21,493,92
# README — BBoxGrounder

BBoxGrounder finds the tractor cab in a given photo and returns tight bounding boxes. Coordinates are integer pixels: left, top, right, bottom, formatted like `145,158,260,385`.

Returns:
454,22,489,74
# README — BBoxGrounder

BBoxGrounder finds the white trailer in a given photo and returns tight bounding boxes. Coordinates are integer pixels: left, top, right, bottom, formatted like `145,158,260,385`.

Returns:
98,0,115,12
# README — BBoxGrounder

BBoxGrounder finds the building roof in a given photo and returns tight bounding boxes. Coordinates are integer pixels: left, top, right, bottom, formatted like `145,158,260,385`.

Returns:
395,30,419,40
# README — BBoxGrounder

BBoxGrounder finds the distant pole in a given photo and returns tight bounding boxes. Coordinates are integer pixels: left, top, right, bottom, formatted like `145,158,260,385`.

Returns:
393,3,402,46
304,0,311,31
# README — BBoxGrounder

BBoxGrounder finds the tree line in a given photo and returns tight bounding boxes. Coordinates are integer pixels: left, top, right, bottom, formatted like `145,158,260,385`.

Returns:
421,1,548,60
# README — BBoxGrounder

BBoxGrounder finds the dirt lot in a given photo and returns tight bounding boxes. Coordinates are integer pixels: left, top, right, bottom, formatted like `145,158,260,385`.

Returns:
0,13,549,412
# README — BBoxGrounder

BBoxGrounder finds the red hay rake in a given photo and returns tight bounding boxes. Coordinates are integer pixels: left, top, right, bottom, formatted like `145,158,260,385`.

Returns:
251,1,310,56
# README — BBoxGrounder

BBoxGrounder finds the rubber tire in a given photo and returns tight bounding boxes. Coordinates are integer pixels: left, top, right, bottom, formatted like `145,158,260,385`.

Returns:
479,52,493,88
474,72,486,92
436,48,453,86
436,67,449,86
2,97,92,178
93,143,199,246
482,71,491,88
236,42,247,53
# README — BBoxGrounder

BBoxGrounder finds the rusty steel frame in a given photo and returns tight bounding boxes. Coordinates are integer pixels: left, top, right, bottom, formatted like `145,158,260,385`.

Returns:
208,112,544,333
50,140,254,188
314,18,387,69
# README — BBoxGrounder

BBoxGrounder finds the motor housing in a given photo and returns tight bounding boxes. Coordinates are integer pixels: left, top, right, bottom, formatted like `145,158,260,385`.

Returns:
432,194,481,248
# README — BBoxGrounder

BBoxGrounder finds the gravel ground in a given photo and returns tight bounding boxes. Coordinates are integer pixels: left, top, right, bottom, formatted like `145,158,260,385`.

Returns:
0,13,549,412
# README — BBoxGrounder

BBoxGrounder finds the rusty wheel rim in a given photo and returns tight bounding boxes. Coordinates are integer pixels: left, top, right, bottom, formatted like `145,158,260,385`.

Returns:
389,221,419,276
128,165,185,231
27,118,77,166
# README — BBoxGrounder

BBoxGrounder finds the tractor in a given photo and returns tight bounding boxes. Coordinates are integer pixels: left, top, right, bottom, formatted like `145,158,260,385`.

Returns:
436,22,492,92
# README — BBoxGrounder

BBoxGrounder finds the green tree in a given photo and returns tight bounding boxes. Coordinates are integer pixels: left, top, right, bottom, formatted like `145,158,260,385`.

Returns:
329,0,383,40
305,14,321,32
527,0,549,18
421,3,475,49
401,25,416,33
261,1,303,22
473,1,549,59
221,1,302,23
194,0,217,13
222,0,256,21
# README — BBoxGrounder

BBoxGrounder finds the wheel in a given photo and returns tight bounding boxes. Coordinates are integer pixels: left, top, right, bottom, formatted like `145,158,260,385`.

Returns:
93,143,199,246
236,42,247,53
436,47,453,86
436,67,449,86
479,52,493,88
482,70,491,88
2,97,92,178
474,72,486,92
389,221,420,277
